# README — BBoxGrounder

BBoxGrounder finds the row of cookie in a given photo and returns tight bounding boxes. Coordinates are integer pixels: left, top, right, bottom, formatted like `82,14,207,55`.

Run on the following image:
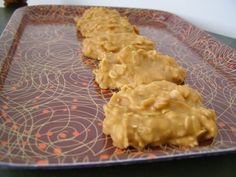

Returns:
75,7,217,148
76,7,186,89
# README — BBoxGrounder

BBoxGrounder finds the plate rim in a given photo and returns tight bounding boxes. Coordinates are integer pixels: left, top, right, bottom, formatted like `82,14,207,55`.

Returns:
0,148,235,169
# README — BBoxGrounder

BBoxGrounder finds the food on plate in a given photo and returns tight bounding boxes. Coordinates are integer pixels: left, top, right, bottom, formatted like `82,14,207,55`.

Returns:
94,46,186,89
75,7,217,149
103,81,218,148
82,32,155,60
75,7,139,37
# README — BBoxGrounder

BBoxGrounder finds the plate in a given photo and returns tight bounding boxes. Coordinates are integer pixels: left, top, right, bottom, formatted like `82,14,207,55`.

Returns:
0,5,236,168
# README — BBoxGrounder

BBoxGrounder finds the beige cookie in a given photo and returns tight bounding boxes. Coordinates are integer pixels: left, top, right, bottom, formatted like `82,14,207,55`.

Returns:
103,80,218,148
82,32,155,60
94,46,186,89
76,7,139,37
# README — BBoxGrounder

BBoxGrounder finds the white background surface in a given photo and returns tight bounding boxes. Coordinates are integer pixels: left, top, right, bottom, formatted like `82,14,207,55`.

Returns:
1,0,236,38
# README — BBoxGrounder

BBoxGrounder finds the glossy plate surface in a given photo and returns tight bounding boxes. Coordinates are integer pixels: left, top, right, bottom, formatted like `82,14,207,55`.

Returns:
0,5,236,168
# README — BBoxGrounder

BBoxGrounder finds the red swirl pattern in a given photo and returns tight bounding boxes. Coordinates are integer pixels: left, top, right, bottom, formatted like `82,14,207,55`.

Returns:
0,5,236,167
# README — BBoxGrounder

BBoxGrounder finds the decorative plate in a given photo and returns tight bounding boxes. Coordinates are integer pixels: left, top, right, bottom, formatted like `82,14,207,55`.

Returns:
0,5,236,168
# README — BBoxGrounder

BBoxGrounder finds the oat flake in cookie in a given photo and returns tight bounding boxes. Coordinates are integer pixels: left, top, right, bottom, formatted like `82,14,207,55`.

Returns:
103,81,218,148
82,32,155,60
94,46,186,89
75,7,139,37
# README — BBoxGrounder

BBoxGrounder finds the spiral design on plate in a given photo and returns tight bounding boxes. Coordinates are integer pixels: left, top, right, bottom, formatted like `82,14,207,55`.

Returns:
0,6,236,166
0,23,112,164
